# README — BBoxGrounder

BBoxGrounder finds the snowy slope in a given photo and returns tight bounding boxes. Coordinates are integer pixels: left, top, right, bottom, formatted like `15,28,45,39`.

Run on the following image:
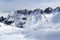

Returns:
0,8,60,40
0,23,26,40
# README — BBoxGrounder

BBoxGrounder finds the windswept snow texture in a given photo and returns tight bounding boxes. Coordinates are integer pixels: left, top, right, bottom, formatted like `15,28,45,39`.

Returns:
0,7,60,40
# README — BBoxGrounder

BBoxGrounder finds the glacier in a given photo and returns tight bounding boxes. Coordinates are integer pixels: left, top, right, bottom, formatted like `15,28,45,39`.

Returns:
0,7,60,40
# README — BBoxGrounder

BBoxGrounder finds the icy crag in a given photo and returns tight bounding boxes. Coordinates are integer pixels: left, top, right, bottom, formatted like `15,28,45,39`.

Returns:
0,7,60,40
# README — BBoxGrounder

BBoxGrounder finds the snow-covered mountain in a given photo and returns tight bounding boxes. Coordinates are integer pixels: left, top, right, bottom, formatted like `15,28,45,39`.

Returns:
0,7,60,40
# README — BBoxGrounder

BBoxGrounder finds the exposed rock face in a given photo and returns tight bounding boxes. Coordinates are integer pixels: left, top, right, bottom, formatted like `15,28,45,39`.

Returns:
4,20,14,25
0,16,6,22
54,7,60,12
44,7,53,13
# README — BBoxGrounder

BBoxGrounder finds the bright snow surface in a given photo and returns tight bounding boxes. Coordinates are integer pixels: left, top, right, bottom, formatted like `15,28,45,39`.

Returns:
0,10,60,40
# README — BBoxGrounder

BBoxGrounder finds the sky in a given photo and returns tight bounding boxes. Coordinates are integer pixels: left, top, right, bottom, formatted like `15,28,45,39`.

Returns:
0,0,60,11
